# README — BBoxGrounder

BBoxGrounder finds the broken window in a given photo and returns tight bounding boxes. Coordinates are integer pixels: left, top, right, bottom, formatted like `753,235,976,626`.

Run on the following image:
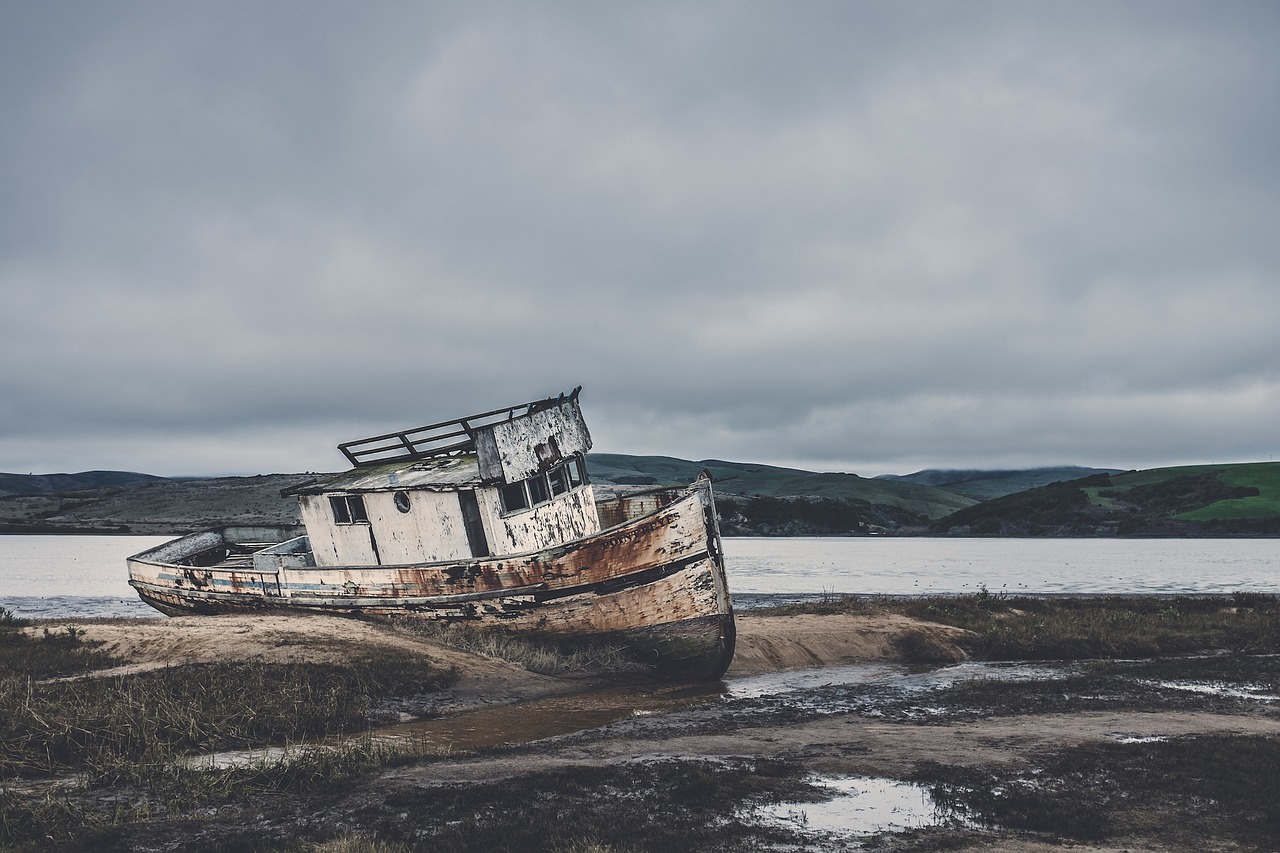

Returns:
548,464,569,496
500,481,529,513
499,455,590,516
329,494,369,524
567,455,587,487
527,473,550,506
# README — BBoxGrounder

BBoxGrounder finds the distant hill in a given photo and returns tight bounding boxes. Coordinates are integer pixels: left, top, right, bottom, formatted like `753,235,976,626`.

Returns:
930,461,1280,536
0,472,314,534
0,470,168,498
586,454,975,533
877,466,1125,501
5,458,1277,537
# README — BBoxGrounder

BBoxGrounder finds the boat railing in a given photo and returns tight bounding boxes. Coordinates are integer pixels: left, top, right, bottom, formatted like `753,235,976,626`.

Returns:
338,387,581,467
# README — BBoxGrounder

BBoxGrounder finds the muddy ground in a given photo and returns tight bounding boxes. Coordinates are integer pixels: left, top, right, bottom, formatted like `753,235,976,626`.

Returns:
32,613,1280,851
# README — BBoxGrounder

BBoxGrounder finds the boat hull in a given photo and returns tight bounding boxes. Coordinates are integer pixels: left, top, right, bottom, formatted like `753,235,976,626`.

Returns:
128,481,735,680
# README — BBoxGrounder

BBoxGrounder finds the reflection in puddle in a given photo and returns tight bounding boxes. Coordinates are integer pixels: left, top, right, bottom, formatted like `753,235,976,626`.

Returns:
370,681,723,752
725,660,1065,701
193,660,1080,770
753,774,964,838
721,660,1069,723
193,680,727,768
1109,733,1168,744
192,660,1084,770
376,660,1066,753
1148,680,1280,701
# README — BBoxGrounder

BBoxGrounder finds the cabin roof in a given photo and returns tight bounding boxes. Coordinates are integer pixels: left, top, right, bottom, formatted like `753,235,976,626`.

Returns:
296,454,483,495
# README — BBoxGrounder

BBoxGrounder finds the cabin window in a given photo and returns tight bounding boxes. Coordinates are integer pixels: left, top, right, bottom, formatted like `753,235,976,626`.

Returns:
499,455,591,516
329,495,368,524
567,456,586,488
548,465,569,496
393,491,411,513
527,473,550,505
500,481,529,513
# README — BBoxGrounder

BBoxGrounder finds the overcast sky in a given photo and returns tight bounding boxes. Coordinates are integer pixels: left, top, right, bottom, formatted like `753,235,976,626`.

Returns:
2,1,1278,478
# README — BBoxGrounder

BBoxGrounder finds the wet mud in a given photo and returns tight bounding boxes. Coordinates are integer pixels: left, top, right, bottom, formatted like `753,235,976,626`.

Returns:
228,653,1280,851
15,615,1280,852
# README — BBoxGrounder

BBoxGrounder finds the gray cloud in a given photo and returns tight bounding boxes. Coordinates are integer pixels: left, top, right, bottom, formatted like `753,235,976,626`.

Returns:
2,1,1278,476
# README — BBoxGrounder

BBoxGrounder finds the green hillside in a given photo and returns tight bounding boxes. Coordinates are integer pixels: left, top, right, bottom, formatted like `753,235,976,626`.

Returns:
931,461,1280,536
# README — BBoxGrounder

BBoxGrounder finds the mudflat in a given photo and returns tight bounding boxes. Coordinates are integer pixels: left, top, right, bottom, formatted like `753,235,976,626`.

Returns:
16,609,1280,851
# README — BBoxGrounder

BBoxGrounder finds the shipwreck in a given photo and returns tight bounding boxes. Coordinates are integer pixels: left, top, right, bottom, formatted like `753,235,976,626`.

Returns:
127,387,736,680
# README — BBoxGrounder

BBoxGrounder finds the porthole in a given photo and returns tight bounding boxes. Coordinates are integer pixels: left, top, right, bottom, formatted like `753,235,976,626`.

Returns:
394,491,411,513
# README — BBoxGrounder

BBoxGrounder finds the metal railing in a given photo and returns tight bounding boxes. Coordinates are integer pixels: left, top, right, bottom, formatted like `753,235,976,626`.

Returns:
337,386,581,467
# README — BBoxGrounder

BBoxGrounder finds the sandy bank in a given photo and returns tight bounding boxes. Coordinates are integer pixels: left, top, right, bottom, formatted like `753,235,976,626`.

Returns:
58,611,967,674
57,614,573,711
729,612,970,672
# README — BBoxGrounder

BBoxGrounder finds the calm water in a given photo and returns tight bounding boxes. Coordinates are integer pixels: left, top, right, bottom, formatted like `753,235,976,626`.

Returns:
0,534,1276,619
725,537,1280,599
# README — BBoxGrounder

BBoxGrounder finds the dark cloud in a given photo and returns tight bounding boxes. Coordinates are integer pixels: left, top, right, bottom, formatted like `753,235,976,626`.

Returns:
2,1,1277,476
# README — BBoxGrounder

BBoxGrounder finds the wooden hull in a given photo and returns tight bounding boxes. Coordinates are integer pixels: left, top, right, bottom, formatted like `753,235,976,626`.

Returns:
128,481,735,680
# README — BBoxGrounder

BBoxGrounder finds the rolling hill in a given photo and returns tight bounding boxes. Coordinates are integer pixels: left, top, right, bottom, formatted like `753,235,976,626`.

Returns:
930,461,1280,536
0,470,168,498
876,466,1124,501
586,454,975,529
2,458,1277,537
586,454,975,511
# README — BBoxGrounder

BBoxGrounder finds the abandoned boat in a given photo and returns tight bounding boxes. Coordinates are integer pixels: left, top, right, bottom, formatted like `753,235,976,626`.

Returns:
127,387,736,680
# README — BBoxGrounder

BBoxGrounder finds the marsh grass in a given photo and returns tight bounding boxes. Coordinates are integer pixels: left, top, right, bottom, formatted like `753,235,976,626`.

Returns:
0,641,457,849
0,655,457,780
0,607,120,678
761,591,1280,660
387,618,647,676
0,738,445,850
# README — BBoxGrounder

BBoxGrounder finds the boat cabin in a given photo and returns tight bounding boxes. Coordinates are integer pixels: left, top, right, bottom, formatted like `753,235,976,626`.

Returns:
291,388,600,568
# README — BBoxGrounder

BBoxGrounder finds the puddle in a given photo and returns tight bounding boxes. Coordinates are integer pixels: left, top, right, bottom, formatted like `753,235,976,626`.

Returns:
725,660,1065,701
1147,680,1280,701
721,660,1069,722
191,681,725,769
368,682,715,752
193,661,1077,770
1109,734,1168,744
752,774,965,838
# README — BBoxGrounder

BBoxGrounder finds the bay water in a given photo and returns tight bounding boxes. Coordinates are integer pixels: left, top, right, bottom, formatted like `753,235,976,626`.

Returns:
0,534,1276,619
